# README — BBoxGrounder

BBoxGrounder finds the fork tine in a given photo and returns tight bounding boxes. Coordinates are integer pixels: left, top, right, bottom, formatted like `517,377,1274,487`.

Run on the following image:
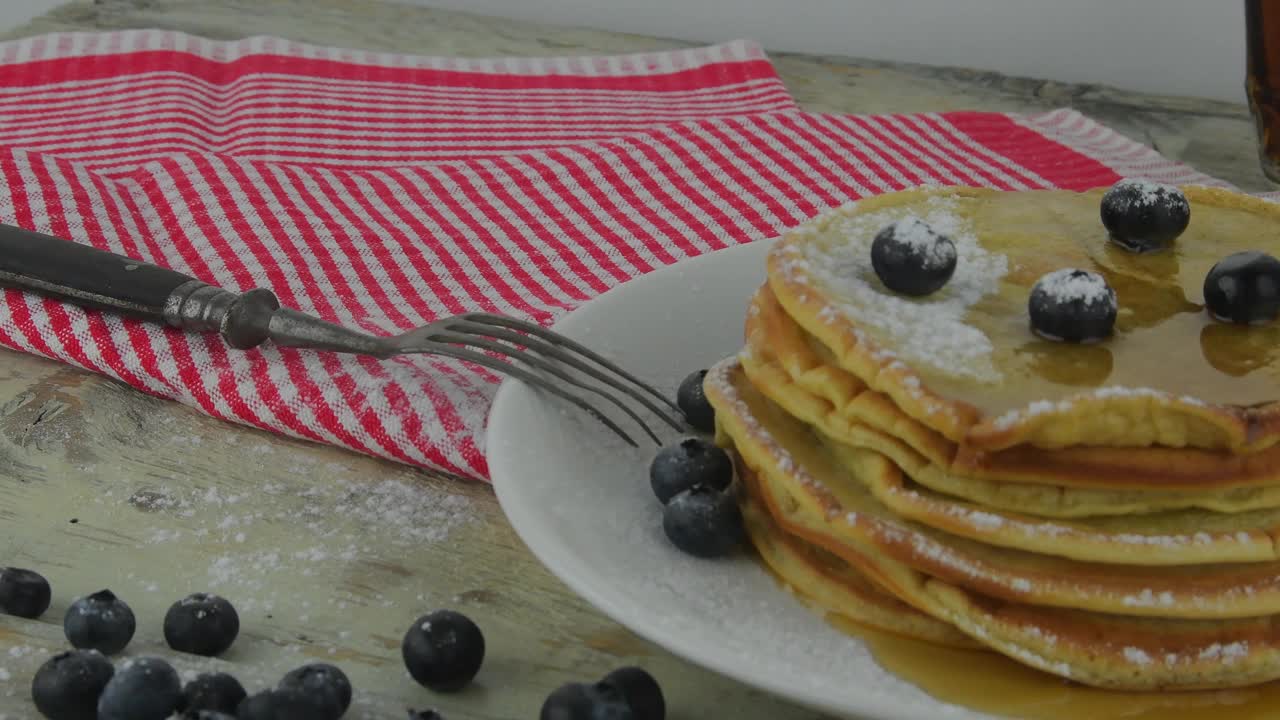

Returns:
423,343,640,447
433,331,663,444
455,313,685,417
447,320,686,432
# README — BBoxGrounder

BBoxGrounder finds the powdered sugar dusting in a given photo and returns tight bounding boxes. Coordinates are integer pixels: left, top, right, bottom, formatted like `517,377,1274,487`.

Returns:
883,218,957,271
781,194,1008,383
1123,647,1153,666
1111,178,1180,208
1034,268,1114,306
991,386,1205,431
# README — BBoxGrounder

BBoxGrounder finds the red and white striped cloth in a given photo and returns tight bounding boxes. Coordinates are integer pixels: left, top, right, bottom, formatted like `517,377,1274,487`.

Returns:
0,31,1230,480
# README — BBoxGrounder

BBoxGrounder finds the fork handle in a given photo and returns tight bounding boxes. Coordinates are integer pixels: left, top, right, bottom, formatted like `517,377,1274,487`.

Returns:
0,223,200,320
0,222,281,349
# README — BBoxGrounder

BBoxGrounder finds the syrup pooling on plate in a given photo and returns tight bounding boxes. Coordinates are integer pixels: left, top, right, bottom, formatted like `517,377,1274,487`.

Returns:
829,616,1280,720
802,189,1280,416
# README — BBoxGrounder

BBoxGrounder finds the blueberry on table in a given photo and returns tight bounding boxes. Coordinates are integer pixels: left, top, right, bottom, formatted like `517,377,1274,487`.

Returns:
163,592,240,656
1028,269,1118,343
662,483,744,558
676,370,716,432
278,662,352,718
870,218,958,297
408,710,446,720
30,649,114,720
0,567,51,618
540,681,635,720
402,609,486,692
600,667,664,720
1100,178,1190,253
182,671,247,715
1203,251,1280,325
63,589,136,655
649,437,733,504
237,687,326,720
96,656,182,720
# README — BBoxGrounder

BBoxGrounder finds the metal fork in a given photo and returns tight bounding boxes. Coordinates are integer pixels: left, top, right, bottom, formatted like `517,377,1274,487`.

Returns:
0,223,688,446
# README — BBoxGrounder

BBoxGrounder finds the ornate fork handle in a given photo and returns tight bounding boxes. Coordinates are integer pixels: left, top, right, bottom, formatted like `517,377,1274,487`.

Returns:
0,222,397,354
0,223,686,445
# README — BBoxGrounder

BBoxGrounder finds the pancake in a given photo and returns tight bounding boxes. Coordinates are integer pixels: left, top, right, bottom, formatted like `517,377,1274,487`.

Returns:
744,282,1280,511
766,186,1280,455
706,358,1280,620
740,480,977,648
711,358,1280,690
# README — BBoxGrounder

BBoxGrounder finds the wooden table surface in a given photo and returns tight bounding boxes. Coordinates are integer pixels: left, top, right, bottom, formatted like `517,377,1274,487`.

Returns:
0,2,1271,719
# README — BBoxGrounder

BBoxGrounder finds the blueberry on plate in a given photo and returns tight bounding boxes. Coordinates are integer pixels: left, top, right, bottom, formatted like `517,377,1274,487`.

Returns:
662,483,744,558
870,218,958,297
408,710,445,720
278,662,351,719
30,649,114,720
649,437,733,504
676,370,715,433
600,667,664,720
1100,178,1190,253
1203,251,1280,325
0,567,51,618
96,657,182,720
540,681,634,720
163,592,240,656
402,609,486,692
63,589,136,656
1028,269,1118,343
181,672,247,715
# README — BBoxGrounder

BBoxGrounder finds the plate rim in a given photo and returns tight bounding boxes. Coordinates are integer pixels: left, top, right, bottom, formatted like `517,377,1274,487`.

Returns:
487,242,937,720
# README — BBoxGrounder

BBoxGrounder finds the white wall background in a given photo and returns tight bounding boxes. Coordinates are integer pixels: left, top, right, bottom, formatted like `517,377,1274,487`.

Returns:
400,0,1249,103
0,1,1250,103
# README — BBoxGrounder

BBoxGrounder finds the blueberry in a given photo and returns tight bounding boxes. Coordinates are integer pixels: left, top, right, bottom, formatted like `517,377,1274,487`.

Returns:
540,681,635,720
278,662,351,718
1028,269,1118,343
0,567,51,618
182,712,237,720
96,657,182,720
676,370,715,432
662,484,744,558
1203,251,1280,325
237,687,327,720
600,667,664,720
649,437,733,504
1100,179,1190,253
63,590,135,656
870,218,958,297
163,592,240,656
402,609,485,692
30,649,114,720
408,710,445,720
182,672,247,714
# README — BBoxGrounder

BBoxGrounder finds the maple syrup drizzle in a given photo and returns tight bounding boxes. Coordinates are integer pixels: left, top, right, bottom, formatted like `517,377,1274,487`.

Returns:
825,615,1280,720
876,190,1280,415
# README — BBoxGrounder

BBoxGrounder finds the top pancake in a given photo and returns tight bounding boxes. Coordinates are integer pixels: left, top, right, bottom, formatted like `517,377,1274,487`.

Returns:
767,186,1280,453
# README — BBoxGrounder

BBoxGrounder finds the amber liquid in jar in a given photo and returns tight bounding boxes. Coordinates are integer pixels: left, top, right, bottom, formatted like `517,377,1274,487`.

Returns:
1247,0,1280,182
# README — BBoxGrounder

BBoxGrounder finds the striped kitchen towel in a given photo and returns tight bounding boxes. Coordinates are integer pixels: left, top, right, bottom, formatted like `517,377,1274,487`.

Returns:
0,32,1226,480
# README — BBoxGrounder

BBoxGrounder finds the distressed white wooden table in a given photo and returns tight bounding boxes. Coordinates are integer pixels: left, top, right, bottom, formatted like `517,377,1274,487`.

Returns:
0,1,1269,718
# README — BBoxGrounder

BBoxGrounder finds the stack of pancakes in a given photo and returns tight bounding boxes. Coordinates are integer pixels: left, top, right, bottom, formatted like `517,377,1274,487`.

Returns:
705,185,1280,691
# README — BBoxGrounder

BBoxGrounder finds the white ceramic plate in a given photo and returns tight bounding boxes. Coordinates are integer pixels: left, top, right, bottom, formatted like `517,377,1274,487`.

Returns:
488,241,989,720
